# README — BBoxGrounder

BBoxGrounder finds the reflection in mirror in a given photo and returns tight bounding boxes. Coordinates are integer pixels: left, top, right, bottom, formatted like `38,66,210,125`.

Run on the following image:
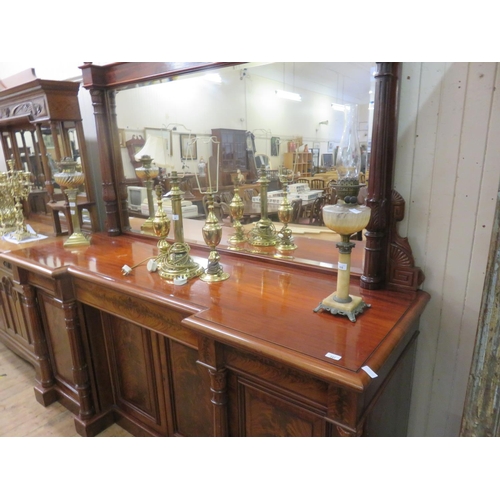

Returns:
114,62,375,271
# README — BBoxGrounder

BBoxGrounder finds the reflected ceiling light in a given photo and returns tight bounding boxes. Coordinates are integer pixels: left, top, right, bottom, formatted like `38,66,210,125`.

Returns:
275,90,302,102
331,102,347,112
204,73,222,83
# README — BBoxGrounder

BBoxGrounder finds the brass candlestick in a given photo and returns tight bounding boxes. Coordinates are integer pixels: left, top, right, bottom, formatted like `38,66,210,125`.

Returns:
54,158,89,247
152,184,171,270
200,190,229,282
136,155,159,234
275,168,297,258
247,159,278,251
157,171,202,282
228,176,246,250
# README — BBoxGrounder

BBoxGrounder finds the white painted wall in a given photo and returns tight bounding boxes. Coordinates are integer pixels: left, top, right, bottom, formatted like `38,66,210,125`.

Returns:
1,61,497,436
395,62,500,436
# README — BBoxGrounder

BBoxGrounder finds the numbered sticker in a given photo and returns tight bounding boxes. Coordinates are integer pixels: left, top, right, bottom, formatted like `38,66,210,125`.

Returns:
338,262,348,271
173,214,179,220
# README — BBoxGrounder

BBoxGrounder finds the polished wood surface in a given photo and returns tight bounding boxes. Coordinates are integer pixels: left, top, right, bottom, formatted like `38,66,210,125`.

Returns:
4,232,428,384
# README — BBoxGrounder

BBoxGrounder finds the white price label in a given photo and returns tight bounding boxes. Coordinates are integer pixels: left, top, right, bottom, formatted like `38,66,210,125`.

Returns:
362,366,378,378
70,202,76,208
338,262,348,271
173,214,179,220
325,352,342,361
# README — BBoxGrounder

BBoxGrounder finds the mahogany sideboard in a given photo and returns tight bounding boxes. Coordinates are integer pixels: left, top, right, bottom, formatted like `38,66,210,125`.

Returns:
0,230,429,437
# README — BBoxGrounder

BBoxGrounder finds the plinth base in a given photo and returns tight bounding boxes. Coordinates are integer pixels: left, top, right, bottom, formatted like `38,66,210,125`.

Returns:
63,232,91,247
314,293,371,322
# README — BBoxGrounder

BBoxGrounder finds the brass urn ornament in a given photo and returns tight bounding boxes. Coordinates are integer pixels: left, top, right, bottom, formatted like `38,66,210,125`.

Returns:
227,171,246,250
200,190,229,282
135,155,160,234
191,136,229,282
151,184,171,272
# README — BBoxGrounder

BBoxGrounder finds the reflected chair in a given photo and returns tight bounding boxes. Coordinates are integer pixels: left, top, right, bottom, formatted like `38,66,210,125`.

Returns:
290,198,303,223
309,178,325,191
242,188,259,202
220,191,233,204
309,196,326,226
296,178,309,185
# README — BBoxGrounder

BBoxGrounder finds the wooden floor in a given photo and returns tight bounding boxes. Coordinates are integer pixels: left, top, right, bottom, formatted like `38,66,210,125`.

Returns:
0,341,132,437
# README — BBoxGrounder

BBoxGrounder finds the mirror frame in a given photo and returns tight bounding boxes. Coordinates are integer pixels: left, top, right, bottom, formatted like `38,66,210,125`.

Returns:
81,61,423,292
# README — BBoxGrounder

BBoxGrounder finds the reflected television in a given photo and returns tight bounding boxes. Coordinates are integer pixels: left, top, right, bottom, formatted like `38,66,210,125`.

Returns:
127,185,148,212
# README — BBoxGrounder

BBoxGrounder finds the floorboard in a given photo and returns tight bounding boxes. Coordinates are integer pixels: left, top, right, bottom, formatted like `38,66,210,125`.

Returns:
0,341,132,437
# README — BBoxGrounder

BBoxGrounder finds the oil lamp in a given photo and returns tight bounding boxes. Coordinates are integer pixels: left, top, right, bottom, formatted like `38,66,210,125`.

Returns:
54,158,89,247
314,104,371,322
135,154,159,234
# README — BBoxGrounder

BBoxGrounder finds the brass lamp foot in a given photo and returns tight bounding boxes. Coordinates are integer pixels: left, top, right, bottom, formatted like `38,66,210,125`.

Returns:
314,293,371,322
63,232,91,247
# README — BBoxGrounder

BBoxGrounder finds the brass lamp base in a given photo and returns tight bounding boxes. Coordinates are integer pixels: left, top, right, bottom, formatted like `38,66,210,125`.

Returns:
157,242,203,282
63,231,91,247
200,250,230,283
314,293,371,323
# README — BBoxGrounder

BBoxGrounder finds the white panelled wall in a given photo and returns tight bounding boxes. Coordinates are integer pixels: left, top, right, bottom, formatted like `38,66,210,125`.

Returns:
395,62,500,436
0,62,498,436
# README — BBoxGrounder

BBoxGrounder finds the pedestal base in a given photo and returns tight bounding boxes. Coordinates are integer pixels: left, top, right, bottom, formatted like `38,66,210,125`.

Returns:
64,231,91,247
314,293,371,322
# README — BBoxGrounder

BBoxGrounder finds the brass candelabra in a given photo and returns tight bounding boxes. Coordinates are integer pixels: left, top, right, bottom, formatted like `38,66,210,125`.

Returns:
3,159,33,241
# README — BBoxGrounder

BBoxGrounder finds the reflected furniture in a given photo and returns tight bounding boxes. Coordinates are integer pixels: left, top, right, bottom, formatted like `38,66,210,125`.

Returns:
284,151,312,175
0,68,98,235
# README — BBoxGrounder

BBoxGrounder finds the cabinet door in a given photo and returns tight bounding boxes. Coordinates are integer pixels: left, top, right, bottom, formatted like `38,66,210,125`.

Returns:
227,373,327,437
0,270,33,354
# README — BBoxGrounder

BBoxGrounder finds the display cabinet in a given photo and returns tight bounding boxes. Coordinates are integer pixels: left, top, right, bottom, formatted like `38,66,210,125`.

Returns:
283,151,313,175
0,68,98,235
211,128,249,186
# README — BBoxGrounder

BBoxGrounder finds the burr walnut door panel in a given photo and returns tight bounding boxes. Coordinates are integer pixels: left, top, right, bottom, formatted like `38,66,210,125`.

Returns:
227,373,329,437
101,313,213,437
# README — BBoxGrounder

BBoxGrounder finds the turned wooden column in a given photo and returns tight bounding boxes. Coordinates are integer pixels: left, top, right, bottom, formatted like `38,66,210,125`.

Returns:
20,284,57,405
88,88,122,236
197,336,228,436
61,300,94,421
361,62,400,290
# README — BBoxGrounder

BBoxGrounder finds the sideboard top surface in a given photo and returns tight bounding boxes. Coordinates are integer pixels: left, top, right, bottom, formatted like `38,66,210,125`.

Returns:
1,231,429,390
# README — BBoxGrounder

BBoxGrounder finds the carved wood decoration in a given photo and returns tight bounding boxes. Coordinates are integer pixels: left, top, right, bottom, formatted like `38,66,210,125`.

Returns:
386,190,425,292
